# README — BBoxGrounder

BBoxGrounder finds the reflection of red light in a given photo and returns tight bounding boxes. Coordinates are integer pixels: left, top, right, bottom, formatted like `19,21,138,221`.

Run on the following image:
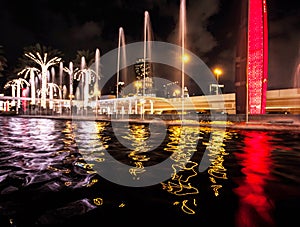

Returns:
22,88,27,112
234,131,274,226
247,0,268,114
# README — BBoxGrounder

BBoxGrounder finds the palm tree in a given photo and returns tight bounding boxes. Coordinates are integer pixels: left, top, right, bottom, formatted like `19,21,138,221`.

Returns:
0,45,8,93
17,44,63,109
14,43,64,74
73,60,98,110
4,78,30,113
73,49,95,68
18,67,40,105
16,43,64,109
72,49,100,102
0,45,7,74
24,52,61,109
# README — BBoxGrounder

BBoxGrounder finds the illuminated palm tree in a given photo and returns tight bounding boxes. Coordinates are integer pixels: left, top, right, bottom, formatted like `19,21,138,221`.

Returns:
14,43,63,73
18,67,40,105
4,78,30,113
74,65,98,110
24,52,61,109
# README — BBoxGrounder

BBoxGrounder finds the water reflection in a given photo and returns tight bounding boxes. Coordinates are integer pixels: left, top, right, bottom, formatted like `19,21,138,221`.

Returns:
73,121,110,172
234,131,275,227
206,129,231,196
124,124,150,180
1,117,300,226
161,125,200,214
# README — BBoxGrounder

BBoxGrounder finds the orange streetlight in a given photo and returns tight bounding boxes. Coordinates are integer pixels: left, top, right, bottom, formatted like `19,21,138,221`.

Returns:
213,68,223,83
182,54,190,63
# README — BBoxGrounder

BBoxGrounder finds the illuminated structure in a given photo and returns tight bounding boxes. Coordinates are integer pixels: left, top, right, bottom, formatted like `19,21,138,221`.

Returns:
134,58,154,96
235,0,268,114
24,52,61,109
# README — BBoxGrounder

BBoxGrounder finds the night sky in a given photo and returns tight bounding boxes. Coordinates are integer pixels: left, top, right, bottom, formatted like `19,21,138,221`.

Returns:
0,0,299,94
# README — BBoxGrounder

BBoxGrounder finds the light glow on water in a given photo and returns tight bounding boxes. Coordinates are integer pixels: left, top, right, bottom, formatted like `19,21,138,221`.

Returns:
0,117,300,226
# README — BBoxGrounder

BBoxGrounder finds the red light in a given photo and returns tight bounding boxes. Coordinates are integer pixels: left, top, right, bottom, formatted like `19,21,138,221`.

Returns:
22,88,27,113
234,131,274,226
247,0,268,114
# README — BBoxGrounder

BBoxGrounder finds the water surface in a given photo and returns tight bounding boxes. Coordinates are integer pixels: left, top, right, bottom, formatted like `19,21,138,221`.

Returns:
0,116,300,226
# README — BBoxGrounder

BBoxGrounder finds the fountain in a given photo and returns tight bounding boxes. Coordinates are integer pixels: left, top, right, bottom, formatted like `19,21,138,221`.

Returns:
47,82,61,112
63,62,74,114
18,67,40,106
142,11,153,97
24,52,61,110
179,0,186,115
94,48,100,116
51,67,55,84
4,78,30,114
293,48,300,88
73,54,100,116
59,62,64,90
116,27,127,99
81,56,88,111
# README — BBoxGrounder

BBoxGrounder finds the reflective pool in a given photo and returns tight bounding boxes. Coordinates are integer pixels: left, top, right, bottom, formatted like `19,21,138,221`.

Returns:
0,116,299,226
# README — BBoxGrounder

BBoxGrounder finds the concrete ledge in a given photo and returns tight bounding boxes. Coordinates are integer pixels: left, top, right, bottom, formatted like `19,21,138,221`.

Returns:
2,113,300,131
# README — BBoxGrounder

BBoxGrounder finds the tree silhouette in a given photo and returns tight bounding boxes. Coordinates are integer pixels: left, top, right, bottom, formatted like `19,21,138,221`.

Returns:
15,43,64,74
72,49,95,69
0,45,8,93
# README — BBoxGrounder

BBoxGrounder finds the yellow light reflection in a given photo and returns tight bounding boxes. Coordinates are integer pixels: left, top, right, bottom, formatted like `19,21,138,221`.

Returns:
84,178,98,187
62,121,110,189
181,199,196,215
73,121,110,174
206,129,232,196
93,198,103,206
129,162,146,180
47,165,71,174
124,124,151,179
211,185,222,196
64,181,72,186
161,125,200,215
119,203,126,208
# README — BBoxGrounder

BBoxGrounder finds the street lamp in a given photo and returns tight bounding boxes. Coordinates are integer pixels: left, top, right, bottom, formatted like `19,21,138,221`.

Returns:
182,54,190,63
213,68,223,83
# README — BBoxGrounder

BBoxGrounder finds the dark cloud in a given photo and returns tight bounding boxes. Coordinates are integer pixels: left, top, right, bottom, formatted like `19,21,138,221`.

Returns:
165,0,220,55
71,21,102,40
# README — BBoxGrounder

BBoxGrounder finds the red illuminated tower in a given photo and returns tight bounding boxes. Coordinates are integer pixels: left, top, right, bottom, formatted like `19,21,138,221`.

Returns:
235,0,268,114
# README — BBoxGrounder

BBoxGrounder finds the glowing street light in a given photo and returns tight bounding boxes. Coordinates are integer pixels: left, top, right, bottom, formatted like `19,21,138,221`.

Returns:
182,54,190,63
213,68,223,83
